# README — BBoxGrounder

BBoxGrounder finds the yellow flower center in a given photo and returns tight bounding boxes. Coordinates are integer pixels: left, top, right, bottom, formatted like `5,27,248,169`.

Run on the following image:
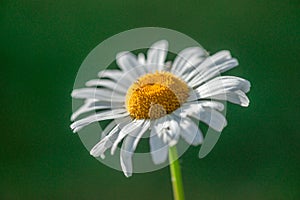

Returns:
126,72,189,119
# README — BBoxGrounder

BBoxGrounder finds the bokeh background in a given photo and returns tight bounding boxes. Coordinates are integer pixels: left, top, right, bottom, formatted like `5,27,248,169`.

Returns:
1,0,299,199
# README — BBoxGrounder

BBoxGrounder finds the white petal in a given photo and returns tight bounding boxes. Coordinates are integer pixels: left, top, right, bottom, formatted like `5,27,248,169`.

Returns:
71,88,125,102
147,40,168,71
119,120,150,177
138,53,146,65
195,50,232,72
183,100,224,112
186,90,199,102
132,120,151,150
120,138,133,177
195,76,251,97
149,126,169,164
154,117,180,146
90,125,120,158
134,65,148,78
171,47,208,76
110,120,144,155
164,61,172,71
98,70,123,80
71,99,122,121
188,58,238,87
135,53,148,75
71,99,94,121
116,51,140,80
98,70,132,87
208,90,250,107
190,107,227,132
198,101,225,111
189,76,250,107
100,120,118,138
90,117,132,158
70,109,128,133
117,53,147,77
209,50,232,65
101,117,131,138
85,79,127,94
179,118,203,145
180,103,227,132
116,51,138,71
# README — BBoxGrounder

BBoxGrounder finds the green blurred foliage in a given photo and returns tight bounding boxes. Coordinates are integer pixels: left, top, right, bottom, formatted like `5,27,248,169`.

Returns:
1,0,299,199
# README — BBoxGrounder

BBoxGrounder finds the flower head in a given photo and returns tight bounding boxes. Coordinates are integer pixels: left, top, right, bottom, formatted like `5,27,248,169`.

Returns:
70,40,250,177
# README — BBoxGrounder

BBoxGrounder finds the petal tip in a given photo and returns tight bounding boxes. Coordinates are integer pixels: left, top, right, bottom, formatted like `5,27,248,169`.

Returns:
123,171,132,177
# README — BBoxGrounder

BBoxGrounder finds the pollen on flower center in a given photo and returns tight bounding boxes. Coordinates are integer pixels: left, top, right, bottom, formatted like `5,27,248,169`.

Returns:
125,71,189,119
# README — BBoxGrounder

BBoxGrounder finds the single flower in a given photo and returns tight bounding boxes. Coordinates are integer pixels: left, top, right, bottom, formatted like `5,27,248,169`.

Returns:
70,40,250,177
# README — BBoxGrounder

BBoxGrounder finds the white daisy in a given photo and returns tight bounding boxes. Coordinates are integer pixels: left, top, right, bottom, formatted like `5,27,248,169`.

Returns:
70,40,250,177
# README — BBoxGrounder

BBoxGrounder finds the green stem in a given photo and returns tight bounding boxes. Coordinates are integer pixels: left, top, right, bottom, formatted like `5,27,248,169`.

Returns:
169,146,185,200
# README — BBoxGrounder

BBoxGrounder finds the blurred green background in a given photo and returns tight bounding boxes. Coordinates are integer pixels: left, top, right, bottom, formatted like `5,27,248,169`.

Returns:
1,0,299,199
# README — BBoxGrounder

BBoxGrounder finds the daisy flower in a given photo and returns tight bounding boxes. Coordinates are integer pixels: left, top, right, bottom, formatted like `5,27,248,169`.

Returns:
70,40,250,177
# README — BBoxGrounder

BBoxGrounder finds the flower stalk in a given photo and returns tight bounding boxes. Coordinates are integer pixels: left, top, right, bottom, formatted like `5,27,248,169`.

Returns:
169,146,185,200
